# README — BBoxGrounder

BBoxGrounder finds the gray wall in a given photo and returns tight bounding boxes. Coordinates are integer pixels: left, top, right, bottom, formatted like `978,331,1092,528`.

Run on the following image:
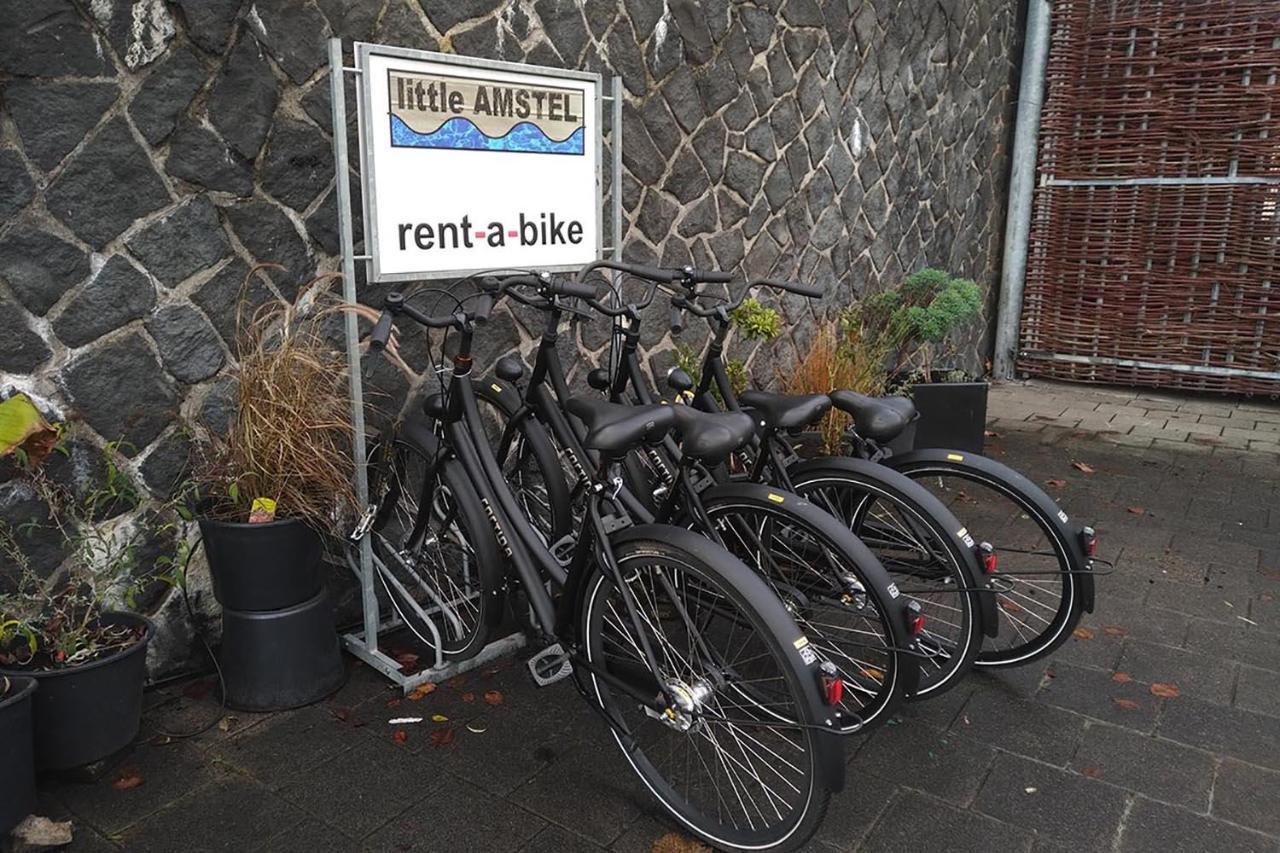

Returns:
0,0,1020,674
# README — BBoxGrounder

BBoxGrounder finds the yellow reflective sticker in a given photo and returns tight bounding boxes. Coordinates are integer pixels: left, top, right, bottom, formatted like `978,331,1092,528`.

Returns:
767,493,785,503
946,453,965,462
957,527,968,539
793,636,810,649
490,383,502,393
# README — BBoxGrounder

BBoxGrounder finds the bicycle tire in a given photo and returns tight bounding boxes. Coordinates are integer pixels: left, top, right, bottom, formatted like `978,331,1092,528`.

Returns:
786,456,990,698
578,524,840,852
885,449,1091,667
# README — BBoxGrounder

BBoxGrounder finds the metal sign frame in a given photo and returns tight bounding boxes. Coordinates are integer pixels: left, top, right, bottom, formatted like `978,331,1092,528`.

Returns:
355,42,605,283
327,38,624,692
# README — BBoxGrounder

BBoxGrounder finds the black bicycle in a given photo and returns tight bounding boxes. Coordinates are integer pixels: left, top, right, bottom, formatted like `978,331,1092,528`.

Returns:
362,273,844,852
468,265,922,732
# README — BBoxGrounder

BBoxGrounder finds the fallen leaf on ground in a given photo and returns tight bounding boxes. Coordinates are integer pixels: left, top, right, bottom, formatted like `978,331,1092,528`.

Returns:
1081,767,1104,778
1113,698,1141,711
1102,625,1127,637
652,831,711,853
1046,479,1067,488
217,716,233,732
461,692,476,703
444,675,469,689
1073,626,1095,640
391,650,420,671
12,815,73,848
1111,672,1133,684
112,771,144,791
1126,506,1146,515
1072,461,1097,474
1151,682,1181,699
392,730,408,744
386,698,402,708
407,683,437,701
430,728,456,748
431,714,448,723
483,690,504,706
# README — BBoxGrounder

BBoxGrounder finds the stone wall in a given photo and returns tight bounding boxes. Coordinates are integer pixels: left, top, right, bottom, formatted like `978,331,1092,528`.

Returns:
0,0,1021,675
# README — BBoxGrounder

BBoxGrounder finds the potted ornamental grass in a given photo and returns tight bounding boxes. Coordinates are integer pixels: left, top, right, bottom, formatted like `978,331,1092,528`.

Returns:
0,395,168,772
193,277,354,711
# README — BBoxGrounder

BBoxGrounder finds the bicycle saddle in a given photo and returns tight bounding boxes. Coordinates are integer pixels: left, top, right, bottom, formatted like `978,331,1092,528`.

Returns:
738,391,831,431
828,391,917,441
566,398,674,454
669,405,756,462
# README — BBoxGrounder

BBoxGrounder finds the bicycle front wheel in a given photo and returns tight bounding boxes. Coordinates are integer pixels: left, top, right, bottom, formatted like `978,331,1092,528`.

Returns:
579,525,838,853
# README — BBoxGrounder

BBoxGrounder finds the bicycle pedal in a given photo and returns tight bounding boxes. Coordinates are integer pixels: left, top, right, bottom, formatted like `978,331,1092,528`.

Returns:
527,643,573,687
549,535,576,568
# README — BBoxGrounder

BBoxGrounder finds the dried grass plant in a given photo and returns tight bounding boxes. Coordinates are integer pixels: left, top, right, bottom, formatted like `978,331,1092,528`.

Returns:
196,270,358,532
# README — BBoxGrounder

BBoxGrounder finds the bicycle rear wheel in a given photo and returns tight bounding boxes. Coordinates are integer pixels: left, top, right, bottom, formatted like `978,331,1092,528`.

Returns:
368,427,503,661
579,526,838,852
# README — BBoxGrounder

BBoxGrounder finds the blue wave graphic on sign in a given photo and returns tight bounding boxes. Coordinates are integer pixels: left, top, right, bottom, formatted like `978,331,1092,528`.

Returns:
390,115,585,155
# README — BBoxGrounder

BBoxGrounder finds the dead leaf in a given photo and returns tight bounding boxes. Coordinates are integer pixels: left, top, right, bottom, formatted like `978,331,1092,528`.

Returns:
461,692,476,703
216,716,233,733
1072,461,1097,474
1073,626,1095,640
444,675,469,689
392,730,408,745
407,683,437,701
1081,767,1104,778
1150,682,1181,699
386,698,402,709
1111,672,1133,684
431,714,448,723
112,771,144,790
1113,698,1142,711
652,831,712,853
392,650,420,672
483,690,504,706
1102,626,1127,637
1046,478,1067,488
430,728,456,748
12,815,73,848
1126,506,1146,515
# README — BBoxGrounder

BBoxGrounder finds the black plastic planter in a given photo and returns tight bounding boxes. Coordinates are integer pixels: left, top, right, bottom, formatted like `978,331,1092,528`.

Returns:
0,676,37,834
219,588,346,712
910,380,989,454
0,612,152,771
199,517,323,611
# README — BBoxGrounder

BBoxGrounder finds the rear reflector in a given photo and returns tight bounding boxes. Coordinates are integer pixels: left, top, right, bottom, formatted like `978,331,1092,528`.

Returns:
978,541,998,574
906,600,926,636
1081,526,1098,557
818,661,843,706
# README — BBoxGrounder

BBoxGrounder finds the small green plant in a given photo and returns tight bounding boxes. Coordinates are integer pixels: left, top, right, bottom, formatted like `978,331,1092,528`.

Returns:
729,297,782,342
859,268,982,381
671,343,747,400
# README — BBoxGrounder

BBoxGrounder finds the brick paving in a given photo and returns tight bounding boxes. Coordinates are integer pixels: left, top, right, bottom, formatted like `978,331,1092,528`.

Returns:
28,382,1280,853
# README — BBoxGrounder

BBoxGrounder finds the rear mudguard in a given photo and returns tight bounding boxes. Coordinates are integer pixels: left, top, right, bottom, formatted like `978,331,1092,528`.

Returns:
885,449,1095,614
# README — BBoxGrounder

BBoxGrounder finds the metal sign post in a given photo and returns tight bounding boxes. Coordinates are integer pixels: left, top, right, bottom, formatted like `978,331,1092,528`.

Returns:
326,38,624,692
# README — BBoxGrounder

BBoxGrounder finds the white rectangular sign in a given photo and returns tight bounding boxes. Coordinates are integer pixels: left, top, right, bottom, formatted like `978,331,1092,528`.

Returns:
356,45,602,281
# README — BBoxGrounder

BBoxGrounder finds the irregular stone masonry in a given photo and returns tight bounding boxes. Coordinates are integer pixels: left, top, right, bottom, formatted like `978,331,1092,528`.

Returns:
0,0,1019,674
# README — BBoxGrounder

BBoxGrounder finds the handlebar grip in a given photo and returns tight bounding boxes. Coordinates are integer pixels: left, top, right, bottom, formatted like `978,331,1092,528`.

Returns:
551,280,598,300
472,294,494,324
682,267,733,284
368,311,393,352
759,278,823,299
670,305,685,335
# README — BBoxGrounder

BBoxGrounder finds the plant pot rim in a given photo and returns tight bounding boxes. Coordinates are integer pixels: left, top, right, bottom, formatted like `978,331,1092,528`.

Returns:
0,611,153,681
0,674,37,709
911,378,990,387
197,514,318,532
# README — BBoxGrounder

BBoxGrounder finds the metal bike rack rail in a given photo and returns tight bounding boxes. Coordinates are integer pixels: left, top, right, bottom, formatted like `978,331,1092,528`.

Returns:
327,38,624,692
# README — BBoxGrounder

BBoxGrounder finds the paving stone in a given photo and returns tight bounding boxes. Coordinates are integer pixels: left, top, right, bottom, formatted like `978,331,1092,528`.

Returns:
277,733,444,839
508,743,644,846
1211,759,1280,836
0,224,91,315
116,775,306,853
46,118,173,248
61,332,180,453
207,35,280,160
129,45,208,145
519,825,601,853
1114,639,1235,706
165,121,255,197
3,80,119,173
246,0,330,84
950,689,1085,766
1183,619,1280,673
254,818,359,853
851,720,996,806
145,302,226,383
1117,796,1273,853
212,704,360,790
52,255,156,347
127,196,231,287
862,789,1033,853
1158,696,1280,771
1069,722,1214,810
973,753,1128,849
361,777,546,852
1036,660,1161,732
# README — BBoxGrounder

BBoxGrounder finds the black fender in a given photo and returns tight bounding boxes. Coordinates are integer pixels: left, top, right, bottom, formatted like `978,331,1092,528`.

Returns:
885,448,1095,614
604,523,847,793
787,454,1001,637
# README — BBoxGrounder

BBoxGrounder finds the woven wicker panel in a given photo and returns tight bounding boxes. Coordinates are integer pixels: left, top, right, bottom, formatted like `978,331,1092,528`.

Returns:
1018,0,1280,395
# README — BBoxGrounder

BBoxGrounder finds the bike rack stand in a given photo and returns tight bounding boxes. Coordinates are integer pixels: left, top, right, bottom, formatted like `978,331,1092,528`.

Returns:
326,38,625,693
